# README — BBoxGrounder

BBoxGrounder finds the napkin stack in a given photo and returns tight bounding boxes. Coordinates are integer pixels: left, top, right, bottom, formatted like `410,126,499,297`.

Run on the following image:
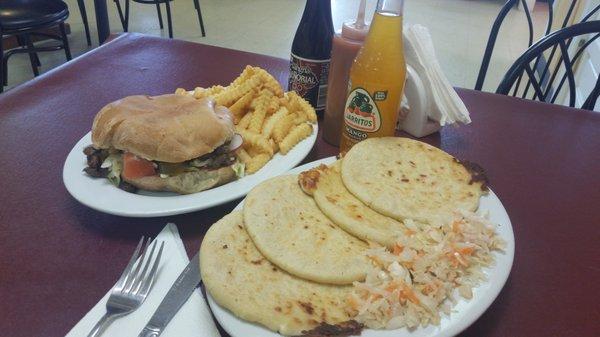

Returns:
66,224,220,337
399,24,471,137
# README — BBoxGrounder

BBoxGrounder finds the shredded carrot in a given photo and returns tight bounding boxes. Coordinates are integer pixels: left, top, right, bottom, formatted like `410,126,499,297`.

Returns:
347,295,360,310
399,282,420,304
451,220,462,233
458,247,475,255
392,243,404,255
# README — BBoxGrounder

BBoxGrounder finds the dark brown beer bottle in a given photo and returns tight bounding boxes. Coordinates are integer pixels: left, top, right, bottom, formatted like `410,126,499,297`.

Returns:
288,0,334,115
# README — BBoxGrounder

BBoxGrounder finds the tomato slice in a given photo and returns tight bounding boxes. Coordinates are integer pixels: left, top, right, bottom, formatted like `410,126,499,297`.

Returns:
122,152,156,180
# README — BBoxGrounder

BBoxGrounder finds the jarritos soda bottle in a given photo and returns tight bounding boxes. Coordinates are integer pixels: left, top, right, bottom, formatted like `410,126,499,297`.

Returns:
339,0,406,153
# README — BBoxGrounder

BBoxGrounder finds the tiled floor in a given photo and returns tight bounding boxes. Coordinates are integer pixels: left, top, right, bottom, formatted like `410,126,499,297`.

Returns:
3,0,548,93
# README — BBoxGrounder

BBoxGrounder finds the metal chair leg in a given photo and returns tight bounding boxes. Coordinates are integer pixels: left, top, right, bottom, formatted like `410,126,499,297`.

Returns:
22,34,40,76
125,0,130,31
2,46,8,87
193,0,205,37
59,23,72,61
77,0,92,46
0,31,4,92
165,0,173,38
114,0,129,31
156,2,164,29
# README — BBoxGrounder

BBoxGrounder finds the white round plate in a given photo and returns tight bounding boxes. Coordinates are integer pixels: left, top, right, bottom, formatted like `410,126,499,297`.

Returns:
207,156,515,337
62,124,317,217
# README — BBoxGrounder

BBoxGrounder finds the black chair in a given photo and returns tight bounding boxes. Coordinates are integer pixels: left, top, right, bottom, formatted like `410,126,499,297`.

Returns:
0,0,71,93
496,20,600,110
77,0,92,46
476,0,600,91
113,0,206,39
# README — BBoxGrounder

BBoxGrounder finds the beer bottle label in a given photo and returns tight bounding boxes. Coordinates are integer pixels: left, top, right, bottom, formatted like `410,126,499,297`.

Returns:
343,87,383,142
288,53,330,110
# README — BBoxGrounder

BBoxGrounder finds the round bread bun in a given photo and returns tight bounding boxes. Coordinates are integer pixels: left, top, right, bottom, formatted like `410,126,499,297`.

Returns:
91,94,234,163
341,137,484,225
200,211,355,336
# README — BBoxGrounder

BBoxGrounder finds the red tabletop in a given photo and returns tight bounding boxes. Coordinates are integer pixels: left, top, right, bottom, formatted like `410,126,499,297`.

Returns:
0,33,598,337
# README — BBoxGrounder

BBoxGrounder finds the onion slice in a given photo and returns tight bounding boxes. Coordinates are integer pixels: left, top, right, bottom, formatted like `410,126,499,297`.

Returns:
227,133,243,152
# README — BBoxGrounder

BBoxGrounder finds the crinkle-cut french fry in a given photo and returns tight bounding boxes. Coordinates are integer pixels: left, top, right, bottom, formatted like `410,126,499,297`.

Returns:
254,67,284,97
248,90,274,133
215,74,261,106
207,85,226,96
231,65,256,87
237,129,273,156
269,138,279,153
288,91,317,122
279,123,313,155
237,112,253,129
249,89,274,110
246,153,272,174
229,90,256,122
236,148,252,164
192,87,209,98
272,112,295,143
175,88,188,96
261,106,288,138
266,97,279,115
293,113,308,125
279,96,290,108
245,146,262,157
248,106,267,133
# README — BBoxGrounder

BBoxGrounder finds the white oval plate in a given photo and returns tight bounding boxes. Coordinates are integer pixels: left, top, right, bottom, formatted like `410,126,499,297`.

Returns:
62,124,317,217
207,156,515,337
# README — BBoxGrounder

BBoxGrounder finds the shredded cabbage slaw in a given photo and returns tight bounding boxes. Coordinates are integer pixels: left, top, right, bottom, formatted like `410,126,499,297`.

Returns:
347,210,505,329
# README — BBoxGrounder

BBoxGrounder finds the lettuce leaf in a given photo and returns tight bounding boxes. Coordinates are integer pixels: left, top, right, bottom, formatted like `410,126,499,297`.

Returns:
101,154,123,186
232,161,245,179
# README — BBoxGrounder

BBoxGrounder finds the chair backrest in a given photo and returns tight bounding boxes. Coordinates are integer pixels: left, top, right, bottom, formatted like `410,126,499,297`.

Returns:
475,0,599,91
496,20,600,110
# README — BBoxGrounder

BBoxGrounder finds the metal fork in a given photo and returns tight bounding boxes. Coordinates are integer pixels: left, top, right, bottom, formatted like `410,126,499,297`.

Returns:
87,237,165,337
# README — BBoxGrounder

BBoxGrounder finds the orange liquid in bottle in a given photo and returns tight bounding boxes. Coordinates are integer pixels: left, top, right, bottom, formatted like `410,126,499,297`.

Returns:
340,4,406,154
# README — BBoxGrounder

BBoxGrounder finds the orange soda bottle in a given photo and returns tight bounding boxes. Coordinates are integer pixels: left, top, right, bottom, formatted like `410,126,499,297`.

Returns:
339,0,406,154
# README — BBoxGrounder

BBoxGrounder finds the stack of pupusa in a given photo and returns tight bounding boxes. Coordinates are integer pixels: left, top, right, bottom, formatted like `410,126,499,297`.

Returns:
200,137,486,336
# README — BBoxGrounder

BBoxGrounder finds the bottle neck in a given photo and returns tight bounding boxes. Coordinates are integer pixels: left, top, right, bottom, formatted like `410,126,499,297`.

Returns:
302,0,333,27
376,0,404,15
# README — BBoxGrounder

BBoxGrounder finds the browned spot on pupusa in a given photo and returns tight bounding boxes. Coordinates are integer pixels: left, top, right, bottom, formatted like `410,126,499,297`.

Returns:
455,159,490,191
326,195,338,204
299,165,328,194
301,320,364,337
297,301,315,315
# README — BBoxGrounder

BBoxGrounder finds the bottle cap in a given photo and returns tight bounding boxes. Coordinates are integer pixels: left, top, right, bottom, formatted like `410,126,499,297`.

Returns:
341,0,369,41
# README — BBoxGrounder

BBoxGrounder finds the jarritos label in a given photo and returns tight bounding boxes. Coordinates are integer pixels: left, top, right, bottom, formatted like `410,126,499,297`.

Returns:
344,88,382,132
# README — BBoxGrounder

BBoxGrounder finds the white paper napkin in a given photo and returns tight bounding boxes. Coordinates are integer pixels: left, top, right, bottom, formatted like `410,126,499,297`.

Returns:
400,24,471,137
66,224,220,337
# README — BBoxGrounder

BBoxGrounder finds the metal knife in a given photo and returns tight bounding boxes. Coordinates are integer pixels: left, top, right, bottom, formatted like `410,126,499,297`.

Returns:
138,252,201,337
